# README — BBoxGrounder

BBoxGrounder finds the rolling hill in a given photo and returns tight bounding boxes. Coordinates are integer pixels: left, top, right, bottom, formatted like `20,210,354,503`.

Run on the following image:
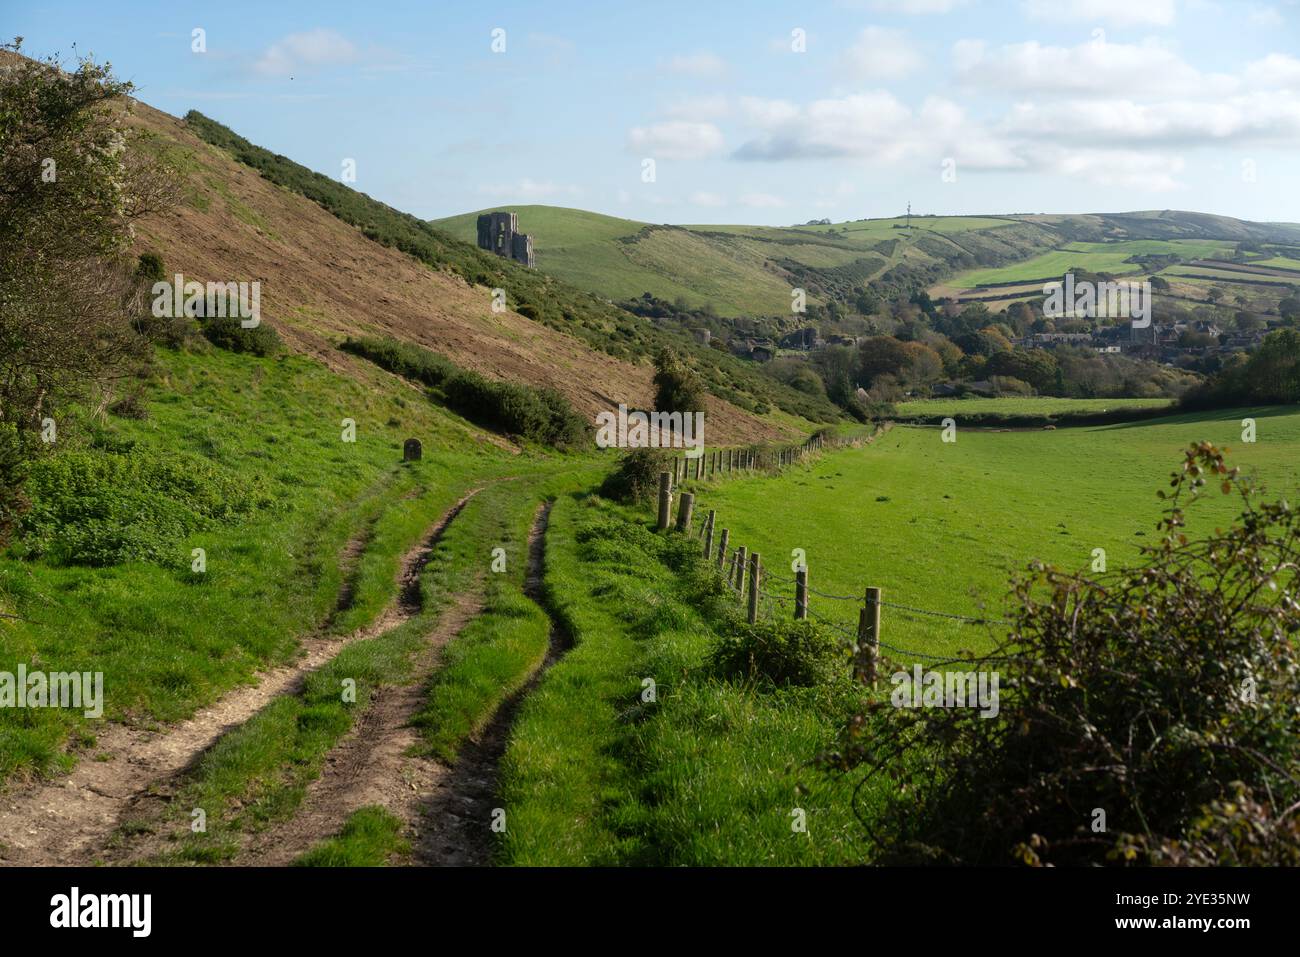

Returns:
433,205,1300,319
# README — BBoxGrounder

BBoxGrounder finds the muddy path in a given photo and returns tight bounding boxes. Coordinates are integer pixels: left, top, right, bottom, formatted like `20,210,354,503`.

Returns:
0,487,485,867
232,584,485,866
415,499,572,867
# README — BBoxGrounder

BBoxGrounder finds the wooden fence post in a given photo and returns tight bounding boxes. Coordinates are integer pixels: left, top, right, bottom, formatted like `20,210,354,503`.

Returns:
856,586,882,684
735,545,747,593
675,492,695,533
727,547,738,587
747,553,761,624
702,509,715,559
795,566,808,620
716,528,729,569
657,472,672,531
695,455,704,481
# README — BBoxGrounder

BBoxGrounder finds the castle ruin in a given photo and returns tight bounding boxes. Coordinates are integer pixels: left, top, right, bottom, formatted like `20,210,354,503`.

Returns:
476,211,535,268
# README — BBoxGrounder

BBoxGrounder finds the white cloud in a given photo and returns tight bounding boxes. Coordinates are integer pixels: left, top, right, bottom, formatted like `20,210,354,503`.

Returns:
1244,53,1300,88
839,26,923,79
739,192,787,208
953,37,1232,97
664,52,727,78
1001,93,1300,147
253,28,357,77
689,190,727,206
627,121,725,160
1022,0,1178,26
1037,148,1186,191
733,92,1022,169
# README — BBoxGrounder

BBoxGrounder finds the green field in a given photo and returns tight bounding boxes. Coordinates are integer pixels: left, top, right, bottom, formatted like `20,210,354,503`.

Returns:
1251,256,1300,274
950,239,1238,288
679,409,1300,662
895,397,1174,417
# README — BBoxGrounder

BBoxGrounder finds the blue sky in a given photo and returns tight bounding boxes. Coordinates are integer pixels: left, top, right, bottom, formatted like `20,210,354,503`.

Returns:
11,0,1300,225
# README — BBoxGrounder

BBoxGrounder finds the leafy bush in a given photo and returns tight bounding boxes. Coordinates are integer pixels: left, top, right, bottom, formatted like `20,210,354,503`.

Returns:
342,336,587,448
653,348,708,414
598,448,678,504
201,316,282,356
19,448,277,566
824,443,1300,865
136,251,165,283
709,619,847,688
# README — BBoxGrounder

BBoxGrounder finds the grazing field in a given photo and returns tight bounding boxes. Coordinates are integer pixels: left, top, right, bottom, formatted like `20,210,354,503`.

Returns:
1251,256,1300,274
682,408,1300,663
895,397,1174,417
947,239,1238,289
952,249,1142,287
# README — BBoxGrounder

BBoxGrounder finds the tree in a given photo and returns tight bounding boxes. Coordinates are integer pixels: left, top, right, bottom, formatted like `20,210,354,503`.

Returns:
0,41,177,544
984,349,1058,392
856,336,910,383
652,348,707,414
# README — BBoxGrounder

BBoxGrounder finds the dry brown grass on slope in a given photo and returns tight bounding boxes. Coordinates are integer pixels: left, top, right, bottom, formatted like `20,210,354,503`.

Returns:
122,99,790,446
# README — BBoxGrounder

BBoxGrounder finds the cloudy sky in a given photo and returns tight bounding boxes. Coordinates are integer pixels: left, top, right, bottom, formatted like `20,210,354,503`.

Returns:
13,0,1300,225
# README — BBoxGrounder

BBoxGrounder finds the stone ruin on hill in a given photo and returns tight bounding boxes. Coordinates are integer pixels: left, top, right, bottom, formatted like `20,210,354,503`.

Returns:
476,211,535,268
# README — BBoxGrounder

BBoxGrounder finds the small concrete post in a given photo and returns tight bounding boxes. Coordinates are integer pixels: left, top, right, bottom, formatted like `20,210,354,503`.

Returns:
795,567,808,620
657,472,672,531
675,492,695,533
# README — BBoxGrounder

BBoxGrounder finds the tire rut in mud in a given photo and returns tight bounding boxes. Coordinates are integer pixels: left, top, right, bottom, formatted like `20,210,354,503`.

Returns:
414,499,572,867
0,486,486,867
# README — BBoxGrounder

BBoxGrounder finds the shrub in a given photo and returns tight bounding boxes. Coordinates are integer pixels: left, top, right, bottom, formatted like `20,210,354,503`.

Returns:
341,336,587,448
598,448,678,504
19,448,276,566
709,619,847,688
136,251,165,283
653,348,708,415
201,316,282,356
823,443,1300,865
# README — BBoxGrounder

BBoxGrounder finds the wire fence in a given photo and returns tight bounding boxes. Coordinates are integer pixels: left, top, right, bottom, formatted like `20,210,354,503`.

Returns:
655,422,1020,676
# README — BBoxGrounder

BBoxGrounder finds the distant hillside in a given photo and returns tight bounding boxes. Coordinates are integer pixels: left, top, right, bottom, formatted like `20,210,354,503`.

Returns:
434,205,1300,318
432,205,1065,316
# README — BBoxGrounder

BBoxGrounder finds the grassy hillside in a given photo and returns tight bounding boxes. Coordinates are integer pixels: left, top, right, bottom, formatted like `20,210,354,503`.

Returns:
0,343,515,782
433,205,1062,316
178,114,842,429
434,205,1300,320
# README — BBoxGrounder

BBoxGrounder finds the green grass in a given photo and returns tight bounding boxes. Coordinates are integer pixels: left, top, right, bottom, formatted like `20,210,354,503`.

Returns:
895,396,1174,417
677,408,1300,663
1250,256,1300,274
130,472,500,863
293,806,409,866
0,345,510,786
413,469,601,761
497,494,870,866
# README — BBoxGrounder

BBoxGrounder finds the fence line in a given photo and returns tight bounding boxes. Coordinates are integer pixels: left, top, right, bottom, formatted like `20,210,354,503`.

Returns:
653,422,1015,682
